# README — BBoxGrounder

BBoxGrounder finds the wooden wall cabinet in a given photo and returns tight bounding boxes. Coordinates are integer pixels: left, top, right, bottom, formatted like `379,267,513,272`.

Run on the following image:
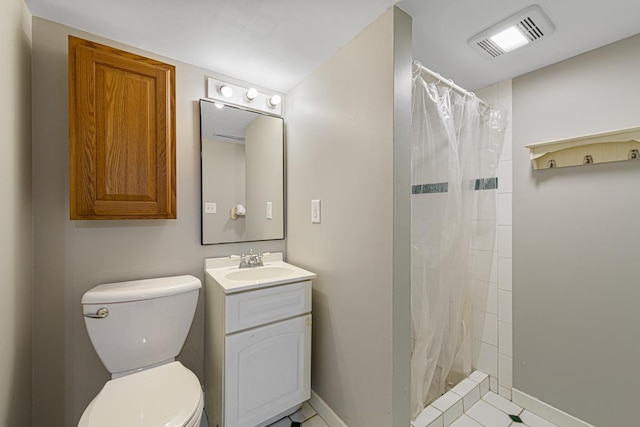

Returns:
68,36,176,219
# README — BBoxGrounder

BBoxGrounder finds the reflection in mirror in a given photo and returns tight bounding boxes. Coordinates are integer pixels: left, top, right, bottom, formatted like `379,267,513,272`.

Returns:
200,100,284,244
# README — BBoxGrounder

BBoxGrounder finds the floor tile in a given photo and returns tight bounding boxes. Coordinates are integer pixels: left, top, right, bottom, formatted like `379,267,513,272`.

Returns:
432,392,463,426
269,418,292,427
431,391,462,413
468,370,490,396
520,410,558,427
301,414,330,427
468,370,488,384
450,378,481,411
466,399,512,427
412,405,442,427
450,414,483,427
290,402,317,423
482,391,522,415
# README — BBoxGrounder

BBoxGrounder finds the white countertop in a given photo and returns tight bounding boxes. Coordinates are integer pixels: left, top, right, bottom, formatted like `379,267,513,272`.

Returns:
205,253,317,294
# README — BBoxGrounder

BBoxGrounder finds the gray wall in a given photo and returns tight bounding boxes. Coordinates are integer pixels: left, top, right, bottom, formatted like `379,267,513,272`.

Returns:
245,115,285,241
0,0,32,424
202,137,246,243
285,7,411,426
513,33,640,426
31,18,285,426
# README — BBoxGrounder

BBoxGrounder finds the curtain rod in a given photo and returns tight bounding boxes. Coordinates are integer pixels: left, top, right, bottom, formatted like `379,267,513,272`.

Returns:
414,61,488,107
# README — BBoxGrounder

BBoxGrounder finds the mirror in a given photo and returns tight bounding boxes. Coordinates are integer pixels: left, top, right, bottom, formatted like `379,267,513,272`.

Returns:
200,99,284,244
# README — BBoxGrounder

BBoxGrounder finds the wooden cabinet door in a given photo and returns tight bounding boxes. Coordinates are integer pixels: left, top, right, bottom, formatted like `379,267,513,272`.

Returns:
69,36,176,219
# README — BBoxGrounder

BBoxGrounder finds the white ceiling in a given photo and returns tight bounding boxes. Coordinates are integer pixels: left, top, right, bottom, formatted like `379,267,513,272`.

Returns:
399,0,640,90
26,0,640,93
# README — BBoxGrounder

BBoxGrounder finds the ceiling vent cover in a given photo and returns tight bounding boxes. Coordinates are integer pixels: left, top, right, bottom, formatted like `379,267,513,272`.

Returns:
468,5,556,59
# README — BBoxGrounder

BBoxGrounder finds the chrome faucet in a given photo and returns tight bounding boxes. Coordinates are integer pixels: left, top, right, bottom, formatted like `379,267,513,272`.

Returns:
238,249,264,268
238,253,249,269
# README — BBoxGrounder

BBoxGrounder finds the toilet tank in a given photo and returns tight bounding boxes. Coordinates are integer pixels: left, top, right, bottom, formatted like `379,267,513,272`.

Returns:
81,275,201,376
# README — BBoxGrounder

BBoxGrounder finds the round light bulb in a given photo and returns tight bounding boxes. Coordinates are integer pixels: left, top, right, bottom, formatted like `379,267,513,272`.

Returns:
245,88,258,101
219,85,233,98
268,95,281,107
214,102,224,109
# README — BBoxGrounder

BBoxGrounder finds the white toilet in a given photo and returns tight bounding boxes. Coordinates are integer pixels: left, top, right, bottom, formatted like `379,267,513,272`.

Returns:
79,275,204,427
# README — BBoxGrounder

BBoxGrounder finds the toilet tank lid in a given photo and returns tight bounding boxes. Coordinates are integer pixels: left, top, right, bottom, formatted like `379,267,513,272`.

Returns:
82,275,201,304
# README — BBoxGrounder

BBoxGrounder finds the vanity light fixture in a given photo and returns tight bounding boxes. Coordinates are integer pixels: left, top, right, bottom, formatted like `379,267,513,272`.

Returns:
245,88,258,101
219,85,233,98
268,95,281,107
207,77,282,115
468,5,555,59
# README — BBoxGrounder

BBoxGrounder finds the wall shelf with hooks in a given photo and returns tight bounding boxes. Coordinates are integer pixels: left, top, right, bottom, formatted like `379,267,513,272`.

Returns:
525,126,640,170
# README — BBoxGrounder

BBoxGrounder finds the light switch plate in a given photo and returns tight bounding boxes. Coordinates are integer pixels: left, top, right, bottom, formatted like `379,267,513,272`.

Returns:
311,200,321,224
205,202,217,214
266,202,273,220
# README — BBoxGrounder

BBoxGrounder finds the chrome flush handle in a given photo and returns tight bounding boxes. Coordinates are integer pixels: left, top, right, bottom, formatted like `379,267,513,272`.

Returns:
84,307,109,319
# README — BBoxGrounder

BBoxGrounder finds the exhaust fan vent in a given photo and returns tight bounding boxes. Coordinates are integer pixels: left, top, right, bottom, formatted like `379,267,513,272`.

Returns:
469,5,555,59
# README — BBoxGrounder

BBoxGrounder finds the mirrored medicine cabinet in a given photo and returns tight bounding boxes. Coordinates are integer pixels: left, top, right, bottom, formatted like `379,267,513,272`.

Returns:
200,99,284,245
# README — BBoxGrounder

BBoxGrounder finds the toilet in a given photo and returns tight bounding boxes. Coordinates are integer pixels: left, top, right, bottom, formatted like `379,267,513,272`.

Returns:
78,275,204,427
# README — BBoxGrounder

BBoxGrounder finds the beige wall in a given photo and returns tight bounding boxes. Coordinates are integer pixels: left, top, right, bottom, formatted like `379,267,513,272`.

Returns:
0,0,32,425
202,137,246,243
245,115,284,240
285,7,411,426
31,18,286,426
513,33,640,426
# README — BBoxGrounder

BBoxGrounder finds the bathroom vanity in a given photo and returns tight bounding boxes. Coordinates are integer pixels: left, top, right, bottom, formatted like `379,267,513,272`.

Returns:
204,253,316,427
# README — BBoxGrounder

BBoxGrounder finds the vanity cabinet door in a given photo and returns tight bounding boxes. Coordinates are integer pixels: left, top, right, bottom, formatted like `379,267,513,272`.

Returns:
68,36,176,219
224,314,311,427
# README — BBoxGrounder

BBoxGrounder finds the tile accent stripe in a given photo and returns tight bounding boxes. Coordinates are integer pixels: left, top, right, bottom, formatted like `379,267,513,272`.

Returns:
412,178,498,194
412,182,448,194
475,177,498,190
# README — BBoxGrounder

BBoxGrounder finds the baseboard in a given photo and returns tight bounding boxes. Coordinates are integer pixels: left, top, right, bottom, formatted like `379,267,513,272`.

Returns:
512,388,595,427
309,389,348,427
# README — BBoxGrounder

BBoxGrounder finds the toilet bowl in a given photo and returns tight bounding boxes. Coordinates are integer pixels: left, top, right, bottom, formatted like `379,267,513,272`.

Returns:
78,362,203,427
79,275,203,427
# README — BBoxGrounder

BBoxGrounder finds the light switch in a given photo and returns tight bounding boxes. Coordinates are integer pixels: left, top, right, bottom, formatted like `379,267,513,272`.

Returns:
311,200,321,224
266,202,273,220
205,202,216,214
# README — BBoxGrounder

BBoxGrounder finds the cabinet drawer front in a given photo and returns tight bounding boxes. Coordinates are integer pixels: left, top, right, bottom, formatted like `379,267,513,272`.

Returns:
226,281,311,334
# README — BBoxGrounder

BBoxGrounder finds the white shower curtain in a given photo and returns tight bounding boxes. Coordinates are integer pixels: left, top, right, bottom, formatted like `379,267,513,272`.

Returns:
410,61,507,419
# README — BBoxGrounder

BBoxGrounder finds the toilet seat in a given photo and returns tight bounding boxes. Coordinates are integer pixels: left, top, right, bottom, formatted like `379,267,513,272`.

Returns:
78,361,203,427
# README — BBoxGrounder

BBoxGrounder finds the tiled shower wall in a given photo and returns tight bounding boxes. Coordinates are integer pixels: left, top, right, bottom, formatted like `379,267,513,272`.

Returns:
472,80,513,400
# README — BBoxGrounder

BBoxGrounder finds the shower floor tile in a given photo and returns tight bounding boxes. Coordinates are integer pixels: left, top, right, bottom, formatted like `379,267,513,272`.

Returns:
463,391,559,427
413,376,560,427
266,401,329,427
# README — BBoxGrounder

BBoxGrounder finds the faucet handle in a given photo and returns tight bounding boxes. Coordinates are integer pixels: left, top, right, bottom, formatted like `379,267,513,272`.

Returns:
240,253,248,268
254,252,265,266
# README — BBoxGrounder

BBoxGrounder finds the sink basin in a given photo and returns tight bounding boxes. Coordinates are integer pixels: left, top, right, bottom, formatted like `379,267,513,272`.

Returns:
205,253,317,293
225,266,294,281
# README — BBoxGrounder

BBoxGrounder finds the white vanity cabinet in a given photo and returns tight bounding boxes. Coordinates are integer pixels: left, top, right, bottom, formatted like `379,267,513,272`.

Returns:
204,254,315,427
